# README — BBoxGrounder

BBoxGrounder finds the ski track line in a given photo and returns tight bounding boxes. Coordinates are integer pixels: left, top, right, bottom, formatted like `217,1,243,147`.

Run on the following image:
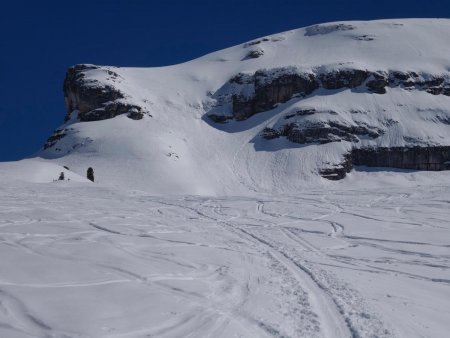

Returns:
161,200,331,337
193,200,352,338
239,199,396,338
127,200,277,338
237,227,352,338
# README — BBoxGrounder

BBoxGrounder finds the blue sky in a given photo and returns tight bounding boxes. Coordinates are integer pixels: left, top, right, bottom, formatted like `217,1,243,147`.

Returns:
0,0,449,161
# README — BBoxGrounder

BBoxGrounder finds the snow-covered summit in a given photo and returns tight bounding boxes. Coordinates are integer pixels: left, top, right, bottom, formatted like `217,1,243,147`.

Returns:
37,19,450,194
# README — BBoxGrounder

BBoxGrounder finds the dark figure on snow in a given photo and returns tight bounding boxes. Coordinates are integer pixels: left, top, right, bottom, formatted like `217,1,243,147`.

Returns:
58,172,65,180
87,167,94,182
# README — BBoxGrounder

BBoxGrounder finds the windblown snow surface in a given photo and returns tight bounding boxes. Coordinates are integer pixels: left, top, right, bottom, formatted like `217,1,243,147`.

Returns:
1,19,450,337
0,163,449,338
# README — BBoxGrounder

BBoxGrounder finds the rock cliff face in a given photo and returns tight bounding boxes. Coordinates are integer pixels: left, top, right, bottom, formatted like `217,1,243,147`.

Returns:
207,66,450,179
319,146,450,180
262,112,385,145
231,69,319,120
352,146,450,171
226,67,450,121
44,65,149,152
63,64,147,122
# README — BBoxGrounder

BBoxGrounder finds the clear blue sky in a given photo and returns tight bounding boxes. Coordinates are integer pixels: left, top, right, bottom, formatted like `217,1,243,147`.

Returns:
1,0,449,161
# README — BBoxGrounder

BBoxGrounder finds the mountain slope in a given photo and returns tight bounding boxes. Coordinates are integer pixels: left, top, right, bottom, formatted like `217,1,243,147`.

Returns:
39,19,450,194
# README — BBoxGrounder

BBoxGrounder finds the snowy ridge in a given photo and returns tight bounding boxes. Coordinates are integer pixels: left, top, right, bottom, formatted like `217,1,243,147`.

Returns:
35,18,450,194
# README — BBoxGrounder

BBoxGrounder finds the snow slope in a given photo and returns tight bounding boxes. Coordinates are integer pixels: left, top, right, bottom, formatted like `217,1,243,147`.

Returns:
0,159,88,184
36,18,450,194
0,171,449,337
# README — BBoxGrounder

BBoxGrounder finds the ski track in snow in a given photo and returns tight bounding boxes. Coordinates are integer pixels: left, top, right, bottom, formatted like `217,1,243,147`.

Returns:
0,182,449,337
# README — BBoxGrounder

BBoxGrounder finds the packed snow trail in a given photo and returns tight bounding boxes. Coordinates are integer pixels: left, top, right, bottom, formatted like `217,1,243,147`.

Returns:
0,173,450,337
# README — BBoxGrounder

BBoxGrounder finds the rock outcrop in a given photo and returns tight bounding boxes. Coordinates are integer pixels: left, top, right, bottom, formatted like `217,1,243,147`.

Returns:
352,146,450,171
211,67,450,121
320,147,450,180
43,129,67,150
312,147,450,180
283,120,384,144
261,121,382,145
260,111,450,179
63,64,147,122
244,48,264,60
207,66,450,179
231,68,319,121
319,153,353,180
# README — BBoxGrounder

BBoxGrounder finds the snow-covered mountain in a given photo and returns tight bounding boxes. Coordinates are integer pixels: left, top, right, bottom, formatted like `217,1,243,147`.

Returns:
39,19,450,194
2,19,450,338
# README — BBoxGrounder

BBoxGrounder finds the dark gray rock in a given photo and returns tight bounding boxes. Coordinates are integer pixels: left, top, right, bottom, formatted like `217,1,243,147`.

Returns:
305,23,355,36
254,70,319,108
245,49,264,59
264,113,385,144
390,71,416,82
232,69,319,120
353,35,376,41
232,94,256,121
229,73,254,85
87,167,94,182
366,72,389,94
208,114,232,123
352,146,450,170
320,153,353,180
322,146,450,180
63,64,148,122
243,38,270,48
228,67,450,121
284,109,316,119
388,72,450,95
78,102,145,122
44,129,67,149
319,69,369,89
261,127,280,139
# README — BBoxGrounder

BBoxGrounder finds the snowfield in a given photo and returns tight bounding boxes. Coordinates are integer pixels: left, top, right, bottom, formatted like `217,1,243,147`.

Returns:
0,167,449,338
2,18,450,337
